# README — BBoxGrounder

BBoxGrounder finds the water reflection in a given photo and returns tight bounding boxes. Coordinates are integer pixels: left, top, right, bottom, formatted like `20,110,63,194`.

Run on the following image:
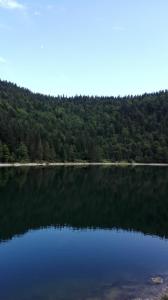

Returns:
0,166,168,241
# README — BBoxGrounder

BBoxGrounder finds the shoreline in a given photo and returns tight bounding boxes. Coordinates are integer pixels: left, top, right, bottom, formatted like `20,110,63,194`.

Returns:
0,162,168,167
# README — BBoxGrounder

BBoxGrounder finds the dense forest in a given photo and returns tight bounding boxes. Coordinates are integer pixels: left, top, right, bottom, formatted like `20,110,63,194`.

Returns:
0,80,168,162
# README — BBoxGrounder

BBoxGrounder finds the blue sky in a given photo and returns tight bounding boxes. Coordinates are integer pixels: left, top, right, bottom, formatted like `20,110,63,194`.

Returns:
0,0,168,96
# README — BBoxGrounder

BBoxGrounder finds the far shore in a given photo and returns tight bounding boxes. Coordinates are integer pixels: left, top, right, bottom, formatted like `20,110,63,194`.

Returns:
0,162,168,167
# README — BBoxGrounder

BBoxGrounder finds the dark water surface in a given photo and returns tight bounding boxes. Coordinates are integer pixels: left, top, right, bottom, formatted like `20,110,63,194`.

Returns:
0,166,168,300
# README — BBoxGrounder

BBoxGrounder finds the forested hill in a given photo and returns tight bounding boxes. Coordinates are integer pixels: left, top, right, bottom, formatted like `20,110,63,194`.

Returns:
0,80,168,163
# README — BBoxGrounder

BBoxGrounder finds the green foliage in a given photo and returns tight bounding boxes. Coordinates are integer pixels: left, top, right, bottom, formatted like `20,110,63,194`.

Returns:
0,80,168,162
16,143,29,162
0,141,3,161
2,144,10,162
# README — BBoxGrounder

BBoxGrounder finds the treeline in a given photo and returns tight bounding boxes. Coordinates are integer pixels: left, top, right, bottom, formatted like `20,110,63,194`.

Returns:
0,80,168,162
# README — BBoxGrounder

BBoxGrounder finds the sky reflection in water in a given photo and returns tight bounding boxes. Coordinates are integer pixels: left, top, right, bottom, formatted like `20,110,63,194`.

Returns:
0,166,168,299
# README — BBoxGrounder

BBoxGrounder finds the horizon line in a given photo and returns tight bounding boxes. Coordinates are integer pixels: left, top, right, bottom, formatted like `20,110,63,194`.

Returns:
0,78,168,99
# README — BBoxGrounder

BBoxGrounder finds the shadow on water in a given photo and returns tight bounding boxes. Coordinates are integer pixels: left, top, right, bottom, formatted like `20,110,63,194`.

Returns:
0,166,168,242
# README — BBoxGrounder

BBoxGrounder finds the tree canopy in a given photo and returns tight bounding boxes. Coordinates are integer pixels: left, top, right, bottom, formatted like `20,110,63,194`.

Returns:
0,80,168,162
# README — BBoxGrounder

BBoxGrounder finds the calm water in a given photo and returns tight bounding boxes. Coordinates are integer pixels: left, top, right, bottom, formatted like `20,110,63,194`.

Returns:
0,167,168,300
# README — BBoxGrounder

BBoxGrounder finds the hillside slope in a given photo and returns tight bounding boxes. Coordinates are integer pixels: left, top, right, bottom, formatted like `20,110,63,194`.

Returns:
0,80,168,162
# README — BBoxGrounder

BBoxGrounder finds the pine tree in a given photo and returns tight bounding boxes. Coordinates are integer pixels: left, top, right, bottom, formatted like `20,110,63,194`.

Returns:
0,141,3,162
2,144,10,162
36,137,43,161
16,143,29,162
43,141,50,161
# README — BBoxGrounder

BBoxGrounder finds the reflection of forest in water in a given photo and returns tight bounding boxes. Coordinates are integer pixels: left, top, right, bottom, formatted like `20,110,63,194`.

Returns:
0,166,168,241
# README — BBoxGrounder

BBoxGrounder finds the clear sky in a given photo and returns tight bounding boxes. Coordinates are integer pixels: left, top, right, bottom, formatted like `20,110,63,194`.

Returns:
0,0,168,96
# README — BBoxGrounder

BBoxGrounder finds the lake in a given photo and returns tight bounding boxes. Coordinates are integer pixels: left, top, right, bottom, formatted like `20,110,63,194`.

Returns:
0,166,168,300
